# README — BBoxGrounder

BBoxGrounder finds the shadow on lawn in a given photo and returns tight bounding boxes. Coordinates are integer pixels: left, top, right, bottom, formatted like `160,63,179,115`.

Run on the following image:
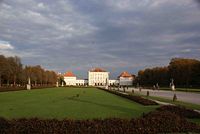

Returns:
67,97,142,116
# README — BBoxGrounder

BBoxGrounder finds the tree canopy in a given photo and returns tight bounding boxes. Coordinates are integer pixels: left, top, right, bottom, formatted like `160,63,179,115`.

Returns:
0,55,57,87
137,58,200,88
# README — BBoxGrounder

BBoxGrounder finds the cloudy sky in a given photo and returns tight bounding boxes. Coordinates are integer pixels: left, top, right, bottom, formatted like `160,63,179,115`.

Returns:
0,0,200,78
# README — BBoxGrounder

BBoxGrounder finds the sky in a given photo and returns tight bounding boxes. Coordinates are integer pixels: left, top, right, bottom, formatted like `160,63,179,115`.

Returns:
0,0,200,79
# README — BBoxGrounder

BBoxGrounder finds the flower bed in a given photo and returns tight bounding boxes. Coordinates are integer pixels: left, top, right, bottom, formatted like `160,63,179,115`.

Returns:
0,111,199,134
156,105,200,119
98,87,158,106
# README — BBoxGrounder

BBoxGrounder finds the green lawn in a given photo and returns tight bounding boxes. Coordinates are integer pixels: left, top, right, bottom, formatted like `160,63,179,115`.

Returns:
132,93,200,111
0,87,158,120
130,93,200,124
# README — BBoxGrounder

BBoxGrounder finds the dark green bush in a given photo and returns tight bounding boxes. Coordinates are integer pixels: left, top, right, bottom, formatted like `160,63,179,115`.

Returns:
0,111,199,134
156,105,200,119
98,87,158,106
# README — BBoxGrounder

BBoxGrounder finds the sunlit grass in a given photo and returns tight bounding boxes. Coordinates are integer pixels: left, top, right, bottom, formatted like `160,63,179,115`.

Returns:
0,87,158,119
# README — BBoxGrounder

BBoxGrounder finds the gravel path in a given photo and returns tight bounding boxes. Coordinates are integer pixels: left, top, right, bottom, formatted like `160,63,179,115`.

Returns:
116,87,200,105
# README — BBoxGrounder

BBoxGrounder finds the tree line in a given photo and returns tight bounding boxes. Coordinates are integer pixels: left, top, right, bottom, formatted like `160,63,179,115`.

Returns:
137,58,200,88
0,55,57,88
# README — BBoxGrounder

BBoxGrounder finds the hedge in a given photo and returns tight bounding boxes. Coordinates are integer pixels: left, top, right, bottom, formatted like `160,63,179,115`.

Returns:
0,110,199,134
0,85,56,92
98,87,158,106
156,105,200,119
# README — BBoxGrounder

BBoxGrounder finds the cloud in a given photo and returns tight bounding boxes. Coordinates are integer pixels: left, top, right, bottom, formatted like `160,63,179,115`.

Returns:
37,2,45,9
195,0,200,4
0,40,14,50
180,49,192,53
0,0,200,78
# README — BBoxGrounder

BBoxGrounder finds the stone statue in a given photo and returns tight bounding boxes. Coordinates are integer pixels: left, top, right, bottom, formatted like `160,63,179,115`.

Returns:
56,81,59,87
105,78,109,89
156,83,159,90
27,77,31,90
170,78,175,91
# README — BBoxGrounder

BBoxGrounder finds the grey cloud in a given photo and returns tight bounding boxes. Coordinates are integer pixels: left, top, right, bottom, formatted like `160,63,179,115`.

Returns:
0,0,200,78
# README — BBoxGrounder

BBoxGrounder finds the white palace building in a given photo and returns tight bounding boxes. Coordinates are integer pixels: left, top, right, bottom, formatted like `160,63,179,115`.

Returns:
63,68,135,86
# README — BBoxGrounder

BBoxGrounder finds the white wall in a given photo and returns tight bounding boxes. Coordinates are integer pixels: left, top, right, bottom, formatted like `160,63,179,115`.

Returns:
88,71,109,86
119,77,133,86
64,71,133,86
64,77,76,86
76,79,88,86
109,80,119,86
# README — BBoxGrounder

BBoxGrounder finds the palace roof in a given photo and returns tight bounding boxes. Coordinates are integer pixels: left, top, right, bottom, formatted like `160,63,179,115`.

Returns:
118,71,133,78
64,71,76,77
90,68,107,72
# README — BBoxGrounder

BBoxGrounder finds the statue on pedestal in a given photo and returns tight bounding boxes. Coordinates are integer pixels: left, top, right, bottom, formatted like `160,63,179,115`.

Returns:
170,78,175,91
56,81,59,87
105,78,109,89
27,77,31,90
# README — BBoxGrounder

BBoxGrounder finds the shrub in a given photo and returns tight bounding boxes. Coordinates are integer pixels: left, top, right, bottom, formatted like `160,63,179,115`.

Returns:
0,111,199,134
0,85,56,92
98,87,158,106
156,105,200,119
142,111,200,133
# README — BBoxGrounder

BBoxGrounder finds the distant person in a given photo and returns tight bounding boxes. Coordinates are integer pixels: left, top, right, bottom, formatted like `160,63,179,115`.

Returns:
156,83,159,90
172,85,175,91
139,87,142,92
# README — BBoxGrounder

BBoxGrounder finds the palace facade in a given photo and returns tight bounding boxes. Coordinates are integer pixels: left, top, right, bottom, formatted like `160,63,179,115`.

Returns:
88,68,109,86
63,71,88,86
118,71,135,86
63,68,134,86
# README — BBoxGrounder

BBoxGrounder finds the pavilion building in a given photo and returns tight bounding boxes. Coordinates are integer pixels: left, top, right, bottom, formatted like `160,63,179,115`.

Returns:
63,69,134,87
118,71,134,86
88,68,109,86
64,71,77,86
64,71,88,86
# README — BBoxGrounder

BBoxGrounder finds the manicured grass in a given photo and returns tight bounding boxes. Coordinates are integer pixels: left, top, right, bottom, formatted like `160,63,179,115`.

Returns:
0,87,158,120
129,93,200,124
134,94,200,111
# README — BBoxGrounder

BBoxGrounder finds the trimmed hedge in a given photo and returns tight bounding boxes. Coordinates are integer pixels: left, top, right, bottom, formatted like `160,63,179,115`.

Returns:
156,105,200,119
98,87,158,106
0,86,25,92
0,111,199,134
0,85,56,92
